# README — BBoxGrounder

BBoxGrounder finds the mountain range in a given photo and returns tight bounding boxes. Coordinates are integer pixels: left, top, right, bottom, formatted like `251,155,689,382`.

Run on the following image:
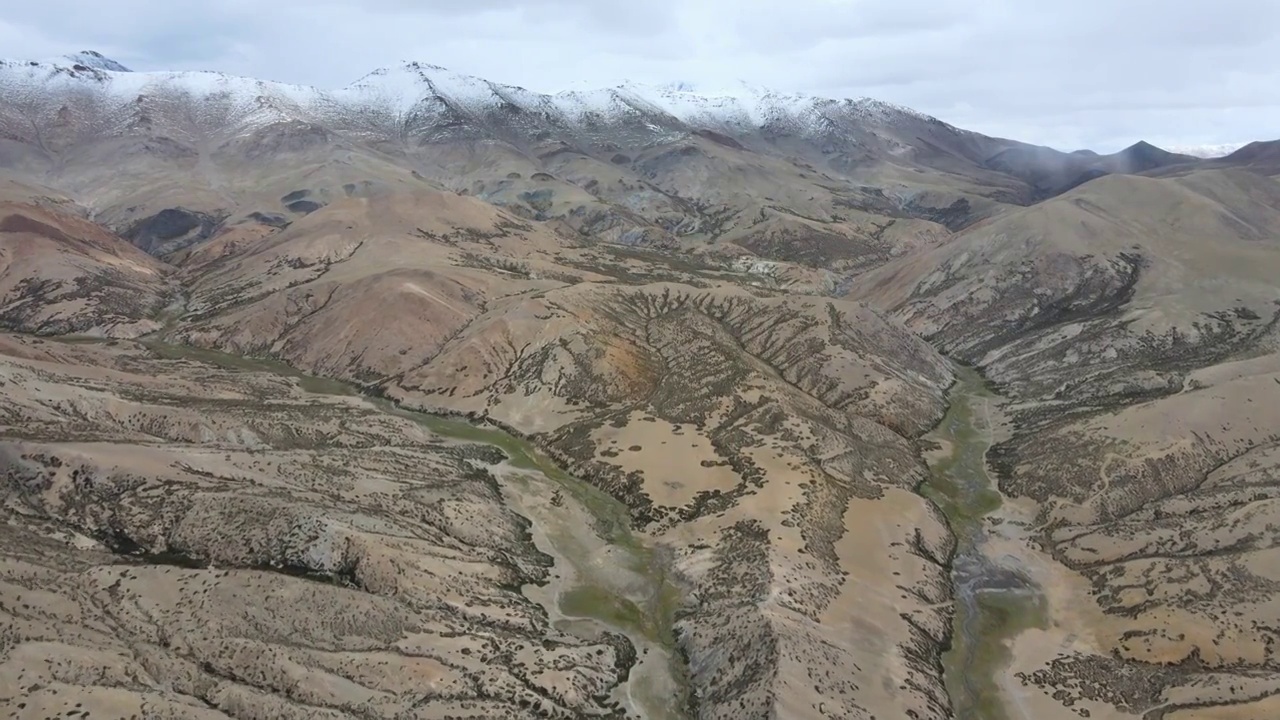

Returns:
3,51,1280,720
3,51,1250,253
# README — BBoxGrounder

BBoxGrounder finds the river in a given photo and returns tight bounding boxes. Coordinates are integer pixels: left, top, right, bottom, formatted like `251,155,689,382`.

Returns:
920,367,1047,720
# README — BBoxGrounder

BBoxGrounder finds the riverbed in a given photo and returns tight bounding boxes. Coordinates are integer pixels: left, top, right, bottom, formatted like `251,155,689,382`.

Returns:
921,367,1048,720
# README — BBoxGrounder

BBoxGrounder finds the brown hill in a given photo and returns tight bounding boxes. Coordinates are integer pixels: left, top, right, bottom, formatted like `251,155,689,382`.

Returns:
0,179,172,337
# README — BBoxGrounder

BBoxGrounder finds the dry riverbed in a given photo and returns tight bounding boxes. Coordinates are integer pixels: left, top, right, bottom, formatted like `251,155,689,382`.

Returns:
921,367,1048,720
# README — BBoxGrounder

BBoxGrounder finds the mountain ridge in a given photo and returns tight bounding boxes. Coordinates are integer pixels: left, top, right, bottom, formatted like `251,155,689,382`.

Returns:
2,48,1240,266
2,50,1223,160
0,51,959,146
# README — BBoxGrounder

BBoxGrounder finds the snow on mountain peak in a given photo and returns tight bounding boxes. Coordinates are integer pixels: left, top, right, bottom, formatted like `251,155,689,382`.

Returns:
1163,142,1248,159
0,53,952,143
59,51,132,72
646,79,773,99
659,80,699,93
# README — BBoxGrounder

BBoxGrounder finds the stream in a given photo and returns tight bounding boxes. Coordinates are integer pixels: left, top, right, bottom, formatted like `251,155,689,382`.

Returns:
921,367,1047,720
134,338,692,719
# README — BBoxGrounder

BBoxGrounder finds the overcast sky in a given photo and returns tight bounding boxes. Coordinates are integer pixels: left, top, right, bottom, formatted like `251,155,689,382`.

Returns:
1,0,1276,152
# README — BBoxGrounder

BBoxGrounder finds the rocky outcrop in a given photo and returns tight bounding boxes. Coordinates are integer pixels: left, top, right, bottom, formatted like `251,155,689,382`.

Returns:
122,207,225,257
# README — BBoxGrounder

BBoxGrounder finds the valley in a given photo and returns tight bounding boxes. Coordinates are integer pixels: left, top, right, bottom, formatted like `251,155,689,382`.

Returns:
921,368,1046,720
2,49,1280,720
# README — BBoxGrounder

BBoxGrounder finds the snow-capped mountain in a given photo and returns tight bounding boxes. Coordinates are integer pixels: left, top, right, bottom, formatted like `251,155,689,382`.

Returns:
0,51,954,147
1163,143,1248,159
58,50,132,73
3,48,1253,242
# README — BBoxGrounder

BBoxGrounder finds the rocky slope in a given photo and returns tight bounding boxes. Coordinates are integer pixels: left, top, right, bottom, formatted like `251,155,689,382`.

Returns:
851,169,1280,401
